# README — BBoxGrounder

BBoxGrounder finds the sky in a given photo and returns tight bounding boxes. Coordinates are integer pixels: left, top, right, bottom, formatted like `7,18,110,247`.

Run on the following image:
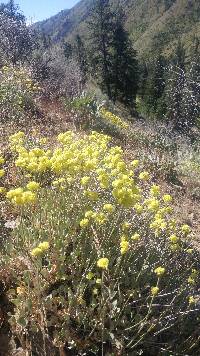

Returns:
16,0,80,23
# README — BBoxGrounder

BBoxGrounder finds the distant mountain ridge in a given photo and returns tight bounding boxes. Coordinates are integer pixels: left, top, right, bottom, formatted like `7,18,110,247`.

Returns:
34,0,92,43
34,0,200,57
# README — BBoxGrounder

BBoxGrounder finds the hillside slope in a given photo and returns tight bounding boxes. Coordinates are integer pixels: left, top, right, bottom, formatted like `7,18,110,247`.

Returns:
34,0,200,57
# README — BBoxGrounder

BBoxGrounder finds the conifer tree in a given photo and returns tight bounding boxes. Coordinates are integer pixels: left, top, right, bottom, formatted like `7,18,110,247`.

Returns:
139,61,148,100
111,7,138,107
74,35,88,85
185,38,200,128
167,40,199,131
88,0,114,99
167,41,187,130
89,1,138,107
63,41,73,59
139,55,166,118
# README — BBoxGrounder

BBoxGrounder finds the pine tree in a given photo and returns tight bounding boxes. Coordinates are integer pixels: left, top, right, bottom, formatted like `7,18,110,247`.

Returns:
88,0,114,99
166,40,199,131
165,41,185,130
185,38,200,128
63,41,73,59
139,61,148,100
111,7,138,107
139,55,166,118
74,35,88,85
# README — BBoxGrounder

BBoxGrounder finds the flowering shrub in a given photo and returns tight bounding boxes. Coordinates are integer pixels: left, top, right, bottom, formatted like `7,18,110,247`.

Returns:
99,108,129,130
0,130,200,354
0,65,40,122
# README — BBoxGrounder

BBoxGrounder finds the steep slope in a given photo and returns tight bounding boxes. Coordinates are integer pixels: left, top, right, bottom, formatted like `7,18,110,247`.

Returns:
34,0,200,57
34,0,92,43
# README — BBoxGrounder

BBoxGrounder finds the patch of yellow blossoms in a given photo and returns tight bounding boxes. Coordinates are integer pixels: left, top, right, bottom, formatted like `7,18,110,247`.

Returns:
3,131,192,263
100,108,129,129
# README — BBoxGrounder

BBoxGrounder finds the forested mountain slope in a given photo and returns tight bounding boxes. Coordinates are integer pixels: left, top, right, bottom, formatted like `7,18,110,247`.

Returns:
34,0,200,56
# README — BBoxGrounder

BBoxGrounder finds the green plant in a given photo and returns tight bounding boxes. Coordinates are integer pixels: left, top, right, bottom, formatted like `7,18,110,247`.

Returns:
0,130,199,355
0,65,40,123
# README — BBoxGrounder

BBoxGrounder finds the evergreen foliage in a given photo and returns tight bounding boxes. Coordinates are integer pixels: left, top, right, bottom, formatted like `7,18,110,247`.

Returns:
111,7,138,107
63,41,73,59
166,41,200,131
139,55,166,119
88,1,138,107
88,0,114,99
74,34,88,85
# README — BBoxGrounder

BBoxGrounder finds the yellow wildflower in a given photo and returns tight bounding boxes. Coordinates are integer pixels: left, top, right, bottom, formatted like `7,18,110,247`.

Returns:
170,244,180,252
103,204,115,213
151,286,159,296
80,218,89,228
38,241,49,252
97,258,109,270
85,210,94,218
84,190,99,201
131,160,139,168
21,191,36,204
139,171,150,181
131,233,141,241
122,221,131,231
86,272,94,280
181,224,191,235
0,169,5,177
188,296,195,305
147,198,159,212
96,278,102,284
0,187,6,194
31,247,43,257
134,203,143,214
154,267,165,277
81,176,90,186
26,181,40,191
169,234,179,244
150,184,160,196
163,194,172,203
120,239,129,254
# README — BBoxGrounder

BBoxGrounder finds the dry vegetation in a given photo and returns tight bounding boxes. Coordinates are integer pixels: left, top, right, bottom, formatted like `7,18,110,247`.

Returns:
0,65,200,355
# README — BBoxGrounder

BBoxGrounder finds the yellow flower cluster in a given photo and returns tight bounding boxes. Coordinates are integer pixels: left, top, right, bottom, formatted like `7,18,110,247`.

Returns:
9,131,25,146
80,209,108,227
9,131,143,210
31,241,50,257
97,258,109,270
15,146,51,173
0,187,6,194
154,267,165,276
26,181,40,191
100,108,129,129
3,130,193,265
188,269,198,285
120,236,129,254
0,169,5,178
6,188,36,205
151,286,159,296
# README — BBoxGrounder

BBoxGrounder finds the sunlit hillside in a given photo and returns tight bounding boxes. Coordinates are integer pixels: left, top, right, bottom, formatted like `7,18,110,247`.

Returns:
0,0,200,355
34,0,200,56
